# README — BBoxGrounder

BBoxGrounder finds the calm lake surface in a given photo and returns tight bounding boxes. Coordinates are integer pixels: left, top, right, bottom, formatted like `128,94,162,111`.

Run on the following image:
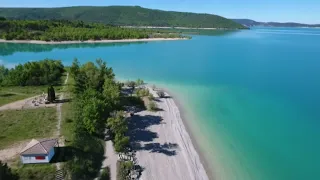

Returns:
1,27,320,180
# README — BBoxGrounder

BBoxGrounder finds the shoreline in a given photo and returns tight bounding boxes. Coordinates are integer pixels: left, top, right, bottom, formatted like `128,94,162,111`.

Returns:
158,86,215,180
0,38,188,45
135,84,211,179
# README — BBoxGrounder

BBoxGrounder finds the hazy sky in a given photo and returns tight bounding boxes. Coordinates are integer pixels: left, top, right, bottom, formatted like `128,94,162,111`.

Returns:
1,0,319,24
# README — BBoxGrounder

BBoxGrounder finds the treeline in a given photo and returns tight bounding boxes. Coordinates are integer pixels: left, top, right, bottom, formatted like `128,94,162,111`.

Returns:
0,19,149,41
0,59,64,86
66,59,129,179
0,6,247,29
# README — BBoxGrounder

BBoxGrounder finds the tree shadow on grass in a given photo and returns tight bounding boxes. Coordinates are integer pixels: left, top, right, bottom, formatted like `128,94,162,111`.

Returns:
50,146,75,163
0,93,16,97
54,98,72,104
51,133,105,179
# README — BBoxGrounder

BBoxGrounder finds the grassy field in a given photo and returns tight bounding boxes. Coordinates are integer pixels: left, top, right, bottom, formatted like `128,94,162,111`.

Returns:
15,164,56,180
0,86,48,106
0,107,57,149
0,73,68,107
61,73,74,144
9,157,56,180
61,98,74,144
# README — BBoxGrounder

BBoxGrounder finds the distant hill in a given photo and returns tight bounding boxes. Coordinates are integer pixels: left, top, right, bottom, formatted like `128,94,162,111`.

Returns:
0,6,246,29
232,19,320,28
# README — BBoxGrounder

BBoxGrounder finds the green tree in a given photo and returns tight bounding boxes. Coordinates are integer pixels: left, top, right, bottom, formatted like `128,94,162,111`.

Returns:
0,161,19,180
103,78,120,109
0,65,9,85
126,81,136,96
47,85,55,102
81,89,107,134
107,111,128,135
47,86,52,102
70,58,80,78
136,78,144,86
114,134,130,153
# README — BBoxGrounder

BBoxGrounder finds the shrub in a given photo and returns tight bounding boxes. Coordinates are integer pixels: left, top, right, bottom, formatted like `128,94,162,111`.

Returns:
157,91,165,98
99,167,110,180
148,93,154,101
136,79,144,86
117,161,134,180
126,81,136,89
135,88,149,97
0,161,19,180
148,101,157,111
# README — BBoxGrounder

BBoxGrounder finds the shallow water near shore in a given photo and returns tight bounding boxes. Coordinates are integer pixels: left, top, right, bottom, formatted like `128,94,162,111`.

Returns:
1,27,320,180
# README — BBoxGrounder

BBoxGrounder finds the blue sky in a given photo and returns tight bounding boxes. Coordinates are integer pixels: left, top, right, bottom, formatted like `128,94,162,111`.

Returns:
1,0,319,24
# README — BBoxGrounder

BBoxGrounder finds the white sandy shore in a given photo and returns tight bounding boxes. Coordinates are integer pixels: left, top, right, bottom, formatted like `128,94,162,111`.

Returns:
131,87,209,180
0,38,187,44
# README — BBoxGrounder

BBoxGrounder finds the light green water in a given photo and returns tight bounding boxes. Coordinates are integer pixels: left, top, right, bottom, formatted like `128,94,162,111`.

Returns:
1,27,320,179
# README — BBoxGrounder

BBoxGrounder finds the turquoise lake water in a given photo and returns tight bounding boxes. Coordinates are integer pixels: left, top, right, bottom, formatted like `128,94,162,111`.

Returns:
1,27,320,180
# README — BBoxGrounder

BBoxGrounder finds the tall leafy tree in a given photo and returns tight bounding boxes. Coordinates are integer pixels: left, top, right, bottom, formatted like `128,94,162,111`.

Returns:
80,89,107,134
0,161,19,180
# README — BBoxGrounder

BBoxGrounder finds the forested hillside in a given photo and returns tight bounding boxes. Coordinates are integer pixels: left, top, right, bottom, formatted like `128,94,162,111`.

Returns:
0,6,246,29
0,19,149,41
232,19,320,27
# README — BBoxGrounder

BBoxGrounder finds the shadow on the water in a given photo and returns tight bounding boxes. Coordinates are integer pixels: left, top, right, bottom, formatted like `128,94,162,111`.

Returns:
0,41,148,56
128,114,179,156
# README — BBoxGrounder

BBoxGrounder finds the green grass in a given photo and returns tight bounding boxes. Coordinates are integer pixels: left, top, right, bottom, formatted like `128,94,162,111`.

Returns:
61,73,74,144
0,86,48,106
0,73,67,107
0,85,65,107
13,161,56,180
61,99,74,145
0,107,57,149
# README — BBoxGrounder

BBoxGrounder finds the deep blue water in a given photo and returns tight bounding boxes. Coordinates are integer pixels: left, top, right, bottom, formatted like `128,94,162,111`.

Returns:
1,27,320,180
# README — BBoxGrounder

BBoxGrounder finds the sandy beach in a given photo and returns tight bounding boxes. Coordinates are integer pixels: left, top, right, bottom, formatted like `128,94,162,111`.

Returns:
128,87,209,180
0,38,187,44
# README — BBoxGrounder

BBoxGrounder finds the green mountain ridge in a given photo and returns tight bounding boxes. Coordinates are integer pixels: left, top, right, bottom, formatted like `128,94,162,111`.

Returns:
0,6,246,29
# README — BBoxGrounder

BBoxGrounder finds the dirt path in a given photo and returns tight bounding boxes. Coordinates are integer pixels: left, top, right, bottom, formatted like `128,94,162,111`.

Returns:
0,74,69,164
55,73,69,170
0,141,29,162
0,95,56,111
103,140,117,180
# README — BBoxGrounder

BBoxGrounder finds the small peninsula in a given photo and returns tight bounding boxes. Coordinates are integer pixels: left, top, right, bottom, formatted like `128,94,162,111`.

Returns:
0,18,189,42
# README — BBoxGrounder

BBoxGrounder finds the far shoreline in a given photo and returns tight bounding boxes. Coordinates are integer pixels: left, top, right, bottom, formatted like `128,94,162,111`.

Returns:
0,38,188,45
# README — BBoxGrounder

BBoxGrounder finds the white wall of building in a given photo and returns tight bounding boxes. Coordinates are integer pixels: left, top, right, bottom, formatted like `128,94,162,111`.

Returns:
20,155,49,164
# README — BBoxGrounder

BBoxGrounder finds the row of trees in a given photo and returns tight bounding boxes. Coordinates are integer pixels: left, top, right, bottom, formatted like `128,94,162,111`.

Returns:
0,161,19,180
66,59,130,179
0,6,247,29
0,59,64,86
0,19,149,41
